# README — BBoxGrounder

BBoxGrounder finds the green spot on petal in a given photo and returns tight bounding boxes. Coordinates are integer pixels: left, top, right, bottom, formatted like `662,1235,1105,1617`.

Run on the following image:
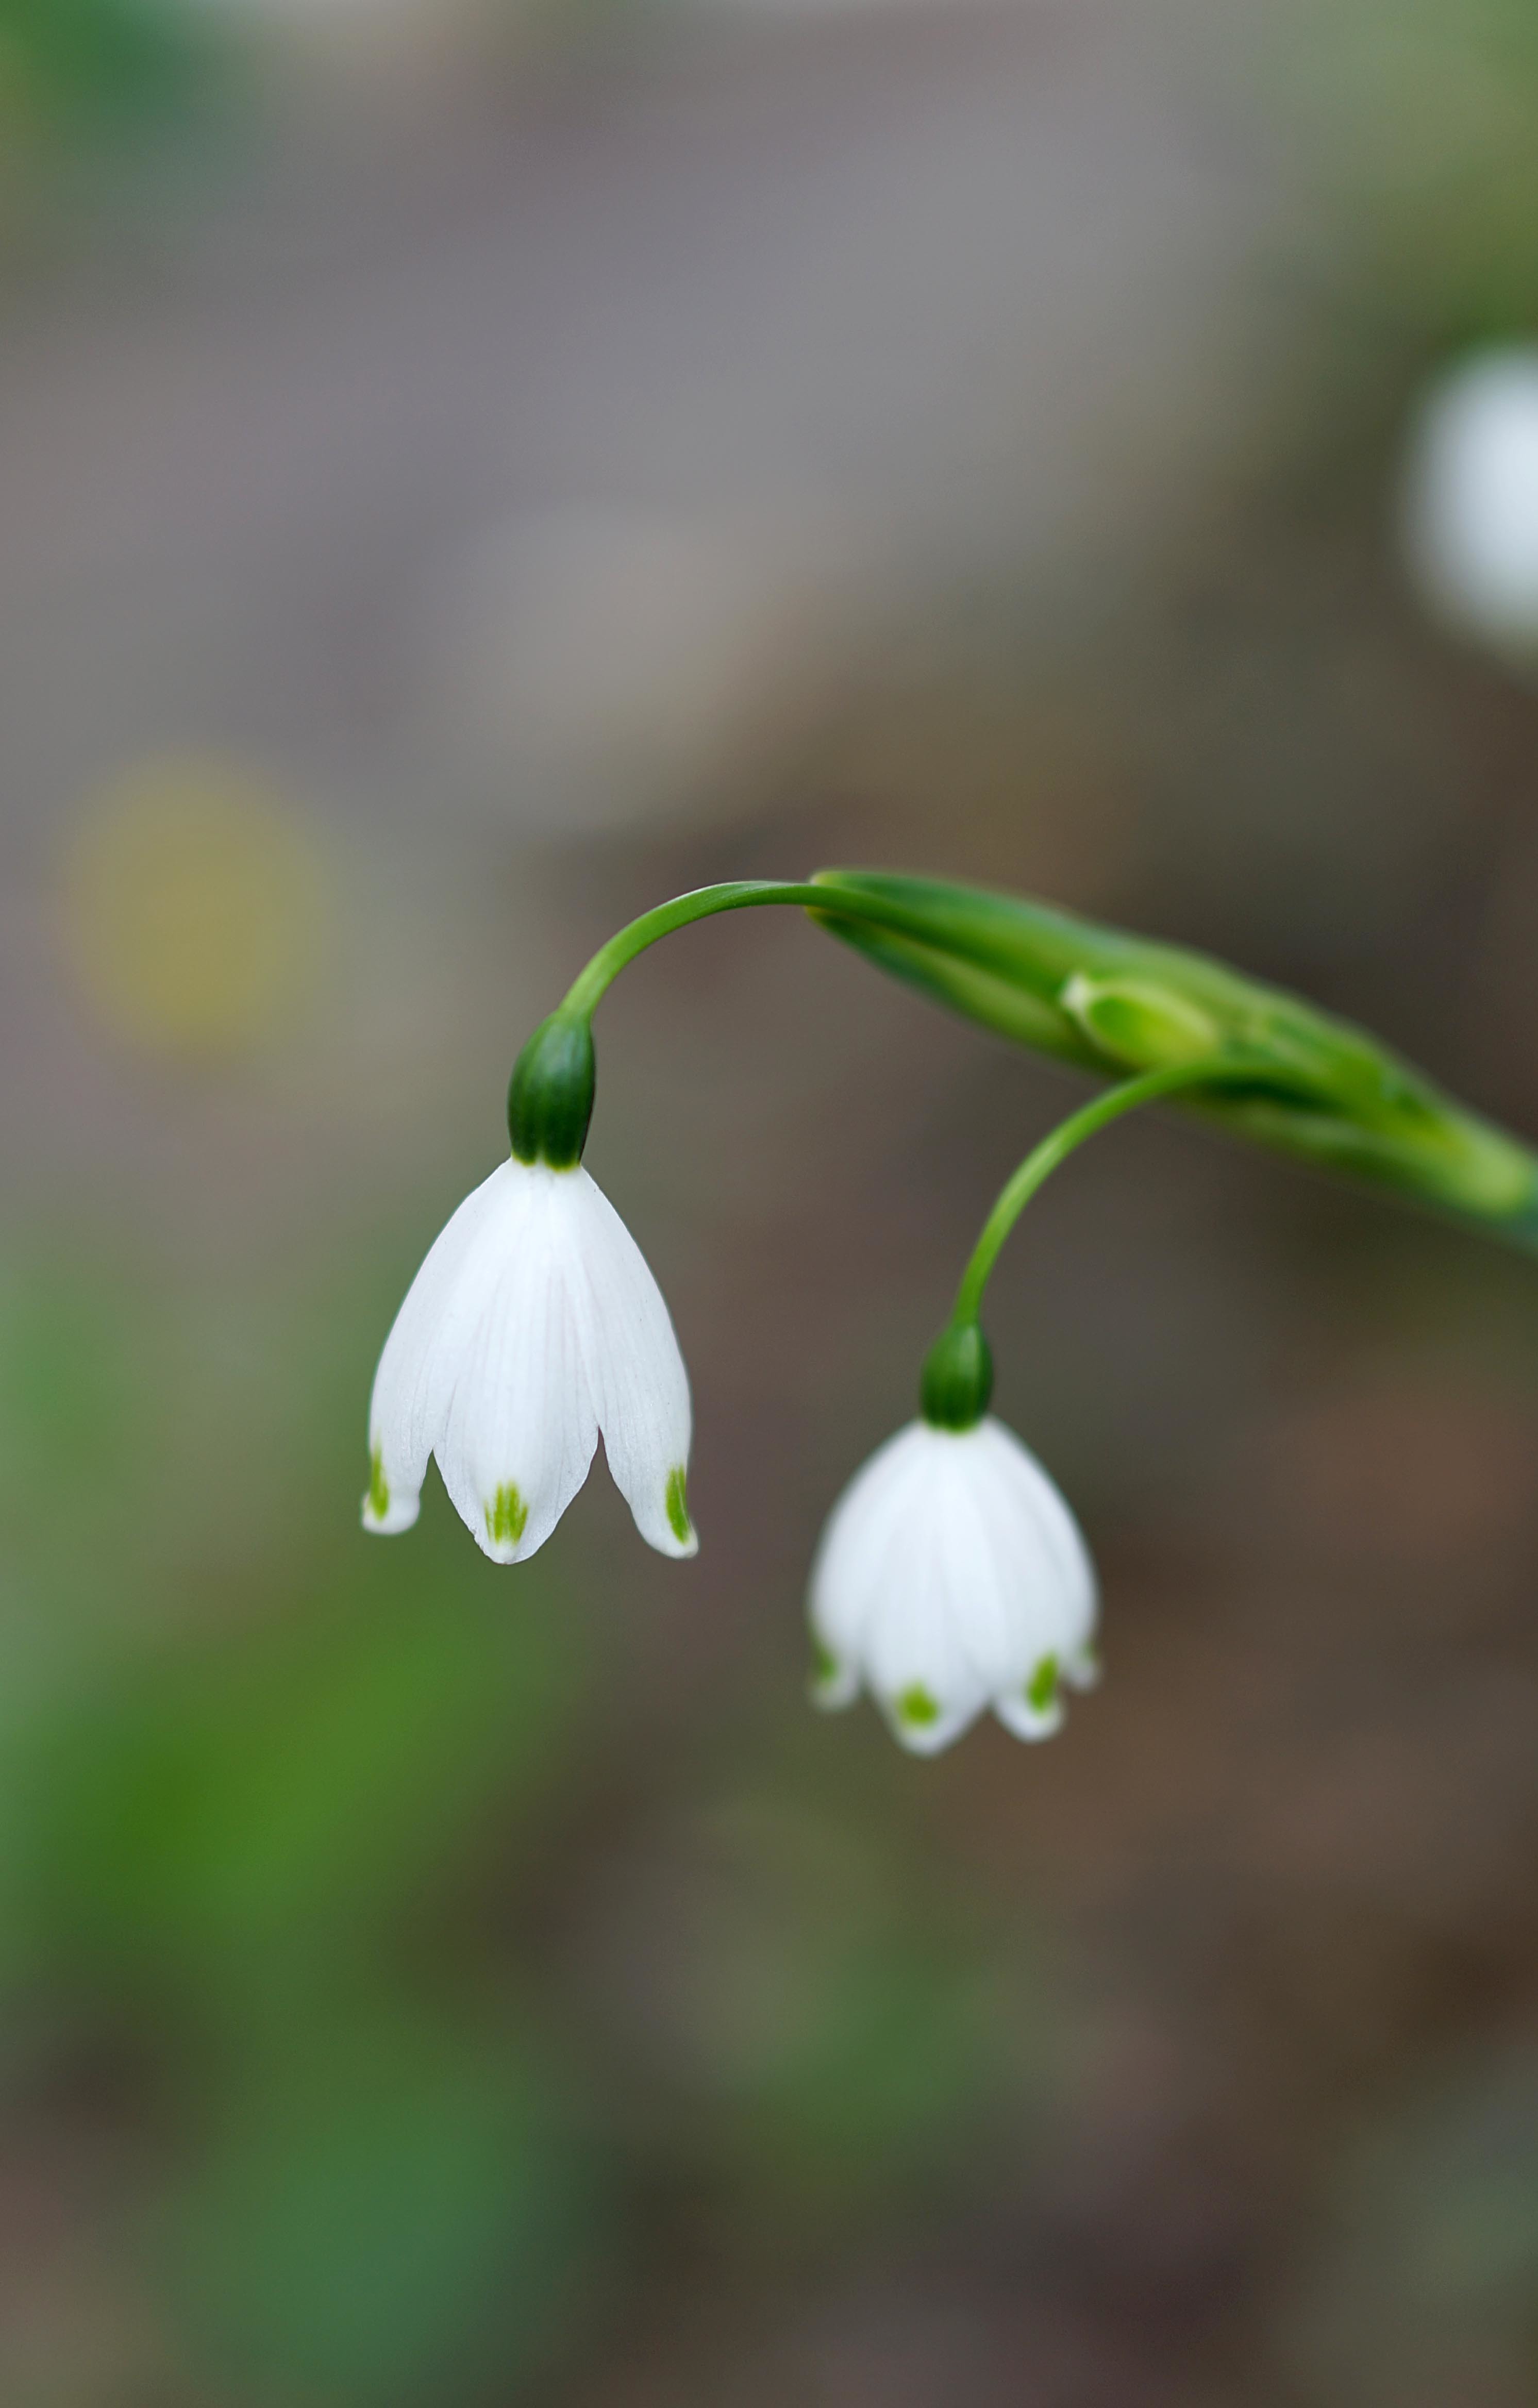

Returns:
484,1482,529,1548
1026,1652,1060,1714
896,1683,941,1729
811,1637,840,1688
665,1464,693,1545
367,1446,390,1522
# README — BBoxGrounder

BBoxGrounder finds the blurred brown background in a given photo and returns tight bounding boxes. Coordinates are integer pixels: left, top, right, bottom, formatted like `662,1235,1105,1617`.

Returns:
4,1,1538,2401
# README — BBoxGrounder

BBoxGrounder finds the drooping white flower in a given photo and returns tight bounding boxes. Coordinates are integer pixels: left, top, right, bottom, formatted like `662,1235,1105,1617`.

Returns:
1402,347,1538,655
808,1417,1097,1754
362,1158,697,1564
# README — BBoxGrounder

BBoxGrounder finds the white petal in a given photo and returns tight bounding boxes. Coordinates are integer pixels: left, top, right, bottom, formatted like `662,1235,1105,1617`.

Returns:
1062,1643,1101,1692
993,1692,1066,1740
808,1422,935,1707
813,1423,993,1752
862,1490,992,1755
973,1419,1097,1654
564,1168,697,1559
436,1169,599,1562
928,1432,1040,1697
362,1161,526,1535
966,1418,1096,1740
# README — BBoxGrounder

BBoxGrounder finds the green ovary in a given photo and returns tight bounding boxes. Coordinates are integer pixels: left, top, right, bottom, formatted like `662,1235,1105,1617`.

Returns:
665,1465,693,1544
367,1447,390,1521
484,1483,529,1548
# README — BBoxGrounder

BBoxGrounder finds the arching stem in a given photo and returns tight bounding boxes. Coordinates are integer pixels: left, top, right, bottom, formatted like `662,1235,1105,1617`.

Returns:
557,879,966,1021
949,1059,1257,1329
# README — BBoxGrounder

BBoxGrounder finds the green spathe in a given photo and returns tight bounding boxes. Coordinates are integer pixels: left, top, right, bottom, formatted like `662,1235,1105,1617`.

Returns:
810,871,1538,1235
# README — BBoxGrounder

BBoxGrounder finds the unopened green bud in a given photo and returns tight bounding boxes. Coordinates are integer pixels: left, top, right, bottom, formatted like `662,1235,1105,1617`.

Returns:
1060,972,1223,1071
508,1012,596,1168
920,1320,994,1431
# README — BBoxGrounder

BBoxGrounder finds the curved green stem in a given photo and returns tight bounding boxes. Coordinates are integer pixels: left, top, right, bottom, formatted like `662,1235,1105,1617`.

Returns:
558,879,970,1020
950,1059,1255,1327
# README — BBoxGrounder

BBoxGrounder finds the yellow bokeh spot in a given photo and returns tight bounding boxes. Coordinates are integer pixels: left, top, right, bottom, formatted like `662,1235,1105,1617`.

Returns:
61,759,329,1060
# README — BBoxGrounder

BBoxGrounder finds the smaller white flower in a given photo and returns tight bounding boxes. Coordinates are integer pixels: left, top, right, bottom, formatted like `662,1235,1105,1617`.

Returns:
362,1158,697,1564
808,1417,1097,1755
1402,346,1538,654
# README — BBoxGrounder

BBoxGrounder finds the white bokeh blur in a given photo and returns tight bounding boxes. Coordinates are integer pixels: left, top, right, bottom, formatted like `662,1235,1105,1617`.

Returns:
1402,347,1538,659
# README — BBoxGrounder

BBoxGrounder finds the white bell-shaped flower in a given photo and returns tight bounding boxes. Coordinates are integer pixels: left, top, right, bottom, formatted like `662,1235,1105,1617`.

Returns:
809,1417,1097,1754
1402,346,1538,654
362,1158,697,1564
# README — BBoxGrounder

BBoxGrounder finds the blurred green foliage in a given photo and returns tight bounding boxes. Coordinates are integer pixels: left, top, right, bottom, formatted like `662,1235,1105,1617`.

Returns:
0,1228,620,2398
13,1568,579,2007
0,1227,1056,2401
0,0,230,259
1292,2053,1538,2400
1300,0,1538,345
585,1781,1049,2218
0,0,217,137
165,2007,606,2403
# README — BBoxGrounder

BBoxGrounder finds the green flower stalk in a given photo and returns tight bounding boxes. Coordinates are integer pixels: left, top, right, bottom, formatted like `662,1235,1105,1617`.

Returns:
814,1057,1255,1753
